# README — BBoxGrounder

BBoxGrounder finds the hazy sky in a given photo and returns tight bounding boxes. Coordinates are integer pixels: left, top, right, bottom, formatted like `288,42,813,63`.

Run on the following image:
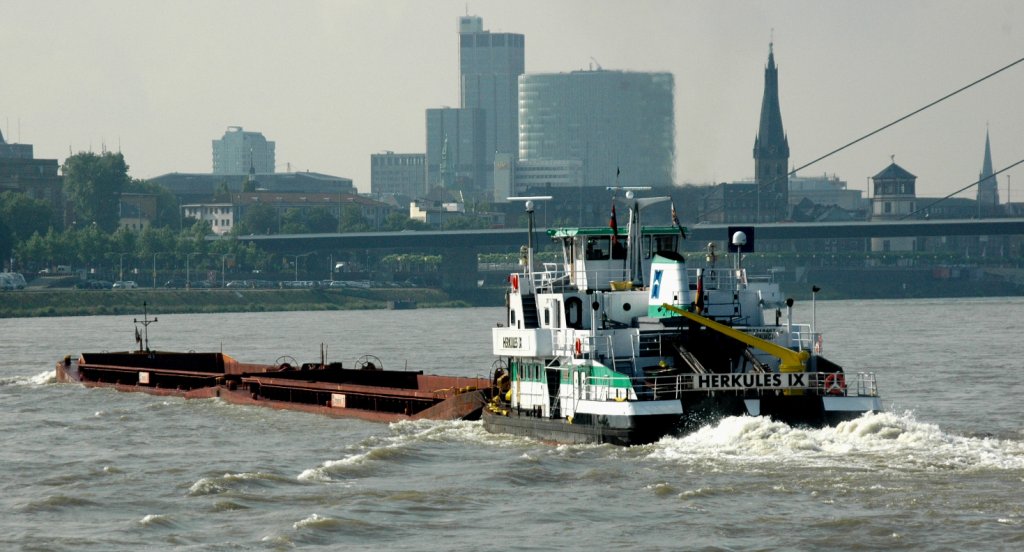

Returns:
4,0,1023,200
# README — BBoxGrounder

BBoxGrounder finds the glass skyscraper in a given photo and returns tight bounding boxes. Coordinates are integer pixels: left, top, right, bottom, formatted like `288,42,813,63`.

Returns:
518,70,675,188
458,16,525,189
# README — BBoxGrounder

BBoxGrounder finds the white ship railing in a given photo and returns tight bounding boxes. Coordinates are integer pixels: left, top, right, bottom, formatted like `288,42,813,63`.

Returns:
512,370,880,406
690,267,776,290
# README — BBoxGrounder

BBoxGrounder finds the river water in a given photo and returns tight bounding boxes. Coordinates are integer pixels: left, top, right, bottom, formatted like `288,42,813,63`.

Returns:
2,298,1023,551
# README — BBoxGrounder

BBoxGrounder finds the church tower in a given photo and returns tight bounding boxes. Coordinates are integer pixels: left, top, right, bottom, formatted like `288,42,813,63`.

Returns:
977,129,1000,214
753,42,790,222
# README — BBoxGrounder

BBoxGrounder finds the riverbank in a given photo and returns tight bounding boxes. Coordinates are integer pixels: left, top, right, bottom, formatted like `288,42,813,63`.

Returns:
3,265,1021,318
0,287,494,318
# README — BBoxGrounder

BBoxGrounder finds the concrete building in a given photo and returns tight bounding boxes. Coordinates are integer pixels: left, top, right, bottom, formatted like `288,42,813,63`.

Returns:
870,161,918,252
370,152,426,198
459,15,525,191
700,182,760,224
0,129,63,210
789,173,867,213
231,192,393,232
517,70,675,192
181,203,235,235
149,171,354,205
118,193,158,233
212,126,275,174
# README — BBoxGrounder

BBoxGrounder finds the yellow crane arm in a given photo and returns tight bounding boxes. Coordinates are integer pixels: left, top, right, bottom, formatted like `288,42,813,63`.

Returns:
660,303,808,373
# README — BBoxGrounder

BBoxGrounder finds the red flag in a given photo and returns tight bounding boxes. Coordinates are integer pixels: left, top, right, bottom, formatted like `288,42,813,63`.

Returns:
609,202,619,245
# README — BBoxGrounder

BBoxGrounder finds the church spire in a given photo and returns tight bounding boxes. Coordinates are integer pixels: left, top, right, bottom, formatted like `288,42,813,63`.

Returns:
753,41,790,221
977,127,1000,209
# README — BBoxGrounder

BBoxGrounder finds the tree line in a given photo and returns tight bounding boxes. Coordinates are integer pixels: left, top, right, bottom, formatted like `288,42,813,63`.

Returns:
2,151,497,276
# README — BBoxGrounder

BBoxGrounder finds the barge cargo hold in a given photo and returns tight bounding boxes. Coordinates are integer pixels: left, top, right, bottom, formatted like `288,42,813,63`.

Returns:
56,351,490,422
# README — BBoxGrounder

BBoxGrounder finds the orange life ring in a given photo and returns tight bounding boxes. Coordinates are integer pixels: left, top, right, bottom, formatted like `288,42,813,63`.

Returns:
511,274,519,291
574,338,582,357
824,372,846,396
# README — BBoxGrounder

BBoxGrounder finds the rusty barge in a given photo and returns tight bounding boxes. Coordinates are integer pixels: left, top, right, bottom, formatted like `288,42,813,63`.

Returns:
56,350,491,422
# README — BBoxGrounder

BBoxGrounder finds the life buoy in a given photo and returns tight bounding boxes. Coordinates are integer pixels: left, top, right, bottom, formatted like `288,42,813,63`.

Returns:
510,274,519,291
574,338,582,357
824,372,846,396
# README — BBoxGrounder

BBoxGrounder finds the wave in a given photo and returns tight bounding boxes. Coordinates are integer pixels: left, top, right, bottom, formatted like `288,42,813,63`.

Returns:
647,411,1024,472
293,513,345,531
0,370,56,386
296,420,492,482
19,494,100,513
187,471,294,497
138,514,177,528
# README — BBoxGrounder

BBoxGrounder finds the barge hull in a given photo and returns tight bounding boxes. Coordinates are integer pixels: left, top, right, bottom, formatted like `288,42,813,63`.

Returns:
57,352,490,423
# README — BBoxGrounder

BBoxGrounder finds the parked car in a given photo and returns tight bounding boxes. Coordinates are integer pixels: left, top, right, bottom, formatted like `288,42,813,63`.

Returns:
112,280,138,289
163,279,186,288
0,272,26,290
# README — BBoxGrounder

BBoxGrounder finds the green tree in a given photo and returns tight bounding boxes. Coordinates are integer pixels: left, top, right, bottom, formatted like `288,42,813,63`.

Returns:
62,152,130,232
305,207,339,233
127,178,180,229
238,203,279,234
0,191,56,242
0,221,12,264
71,224,112,267
338,205,371,232
441,215,489,230
280,208,310,234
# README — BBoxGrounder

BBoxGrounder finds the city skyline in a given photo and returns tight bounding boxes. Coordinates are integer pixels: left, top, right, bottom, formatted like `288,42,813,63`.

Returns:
3,0,1023,200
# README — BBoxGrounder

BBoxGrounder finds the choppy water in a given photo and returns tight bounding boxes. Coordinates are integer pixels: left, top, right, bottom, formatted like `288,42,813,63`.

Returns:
2,298,1023,551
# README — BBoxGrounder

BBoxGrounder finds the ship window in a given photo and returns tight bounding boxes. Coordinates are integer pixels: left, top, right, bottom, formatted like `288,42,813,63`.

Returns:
653,235,676,256
585,237,610,260
510,309,517,326
612,239,626,260
544,308,550,326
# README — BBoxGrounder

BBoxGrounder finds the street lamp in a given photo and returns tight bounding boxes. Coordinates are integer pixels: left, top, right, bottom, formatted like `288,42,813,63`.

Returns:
186,252,202,289
118,252,130,282
287,252,314,282
221,254,232,288
152,252,170,289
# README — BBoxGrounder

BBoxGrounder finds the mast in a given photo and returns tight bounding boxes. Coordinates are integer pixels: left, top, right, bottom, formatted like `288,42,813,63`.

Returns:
508,196,552,290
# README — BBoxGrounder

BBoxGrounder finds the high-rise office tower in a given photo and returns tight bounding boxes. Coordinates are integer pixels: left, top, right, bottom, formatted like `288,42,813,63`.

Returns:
212,126,275,175
458,15,525,190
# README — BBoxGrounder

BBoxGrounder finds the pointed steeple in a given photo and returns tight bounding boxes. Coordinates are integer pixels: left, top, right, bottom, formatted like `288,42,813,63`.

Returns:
977,128,1000,209
753,42,790,221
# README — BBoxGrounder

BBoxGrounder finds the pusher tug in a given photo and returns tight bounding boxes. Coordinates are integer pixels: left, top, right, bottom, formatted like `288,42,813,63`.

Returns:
484,194,883,446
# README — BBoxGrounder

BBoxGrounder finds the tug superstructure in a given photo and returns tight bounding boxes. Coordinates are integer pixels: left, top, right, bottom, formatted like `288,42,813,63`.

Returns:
484,195,882,445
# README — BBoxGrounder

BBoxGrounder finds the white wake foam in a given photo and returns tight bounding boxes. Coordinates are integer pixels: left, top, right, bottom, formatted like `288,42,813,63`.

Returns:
648,412,1024,471
0,370,56,386
297,420,493,482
